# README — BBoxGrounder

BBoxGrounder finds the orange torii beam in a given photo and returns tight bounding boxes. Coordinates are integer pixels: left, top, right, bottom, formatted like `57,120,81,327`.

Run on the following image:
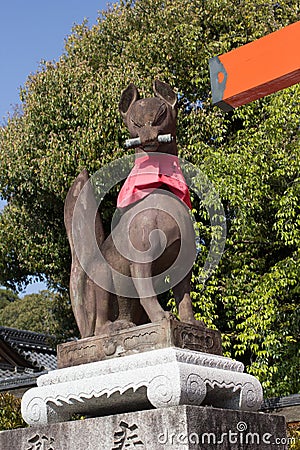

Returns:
209,20,300,111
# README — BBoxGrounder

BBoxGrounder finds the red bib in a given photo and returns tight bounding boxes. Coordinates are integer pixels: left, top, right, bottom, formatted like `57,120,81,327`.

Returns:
117,153,192,209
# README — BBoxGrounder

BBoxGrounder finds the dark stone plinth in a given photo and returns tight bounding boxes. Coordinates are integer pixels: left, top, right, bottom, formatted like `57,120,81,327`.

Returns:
57,319,222,368
1,405,288,450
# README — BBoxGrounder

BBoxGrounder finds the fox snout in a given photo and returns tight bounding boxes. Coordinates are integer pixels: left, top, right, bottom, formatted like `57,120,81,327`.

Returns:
139,122,159,144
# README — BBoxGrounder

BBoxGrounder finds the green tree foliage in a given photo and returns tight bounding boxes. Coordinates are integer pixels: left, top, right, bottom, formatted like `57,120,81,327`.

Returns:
0,393,26,431
288,423,300,450
0,0,299,395
0,288,19,310
0,290,78,342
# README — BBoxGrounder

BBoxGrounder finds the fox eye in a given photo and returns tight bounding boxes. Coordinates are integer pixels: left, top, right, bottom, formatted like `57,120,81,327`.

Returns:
153,104,167,126
130,117,142,128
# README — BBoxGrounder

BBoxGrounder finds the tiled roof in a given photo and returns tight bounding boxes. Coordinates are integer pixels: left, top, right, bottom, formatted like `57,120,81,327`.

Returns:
0,326,57,390
0,326,55,350
0,364,46,390
21,349,56,372
262,394,300,410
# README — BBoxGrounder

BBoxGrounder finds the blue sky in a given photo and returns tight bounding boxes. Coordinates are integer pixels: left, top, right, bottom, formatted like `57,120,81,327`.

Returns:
0,0,109,122
0,0,109,295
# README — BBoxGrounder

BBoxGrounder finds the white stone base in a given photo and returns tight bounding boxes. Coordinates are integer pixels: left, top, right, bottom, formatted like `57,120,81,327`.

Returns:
21,348,263,425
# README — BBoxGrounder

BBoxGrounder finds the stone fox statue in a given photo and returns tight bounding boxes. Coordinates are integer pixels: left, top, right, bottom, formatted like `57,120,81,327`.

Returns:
64,80,202,338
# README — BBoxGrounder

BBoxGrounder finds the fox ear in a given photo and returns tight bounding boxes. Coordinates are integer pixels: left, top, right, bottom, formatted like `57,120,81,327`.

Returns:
153,79,177,108
119,83,140,122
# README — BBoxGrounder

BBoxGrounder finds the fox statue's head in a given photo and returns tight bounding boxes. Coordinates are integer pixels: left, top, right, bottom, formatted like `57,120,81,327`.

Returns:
119,80,178,154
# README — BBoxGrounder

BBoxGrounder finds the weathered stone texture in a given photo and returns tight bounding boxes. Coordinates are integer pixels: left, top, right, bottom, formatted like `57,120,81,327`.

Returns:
57,319,222,368
21,348,263,426
1,405,288,450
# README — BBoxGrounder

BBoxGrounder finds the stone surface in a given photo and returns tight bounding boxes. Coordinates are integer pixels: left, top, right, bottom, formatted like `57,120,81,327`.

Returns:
57,319,222,368
1,405,288,449
21,347,263,426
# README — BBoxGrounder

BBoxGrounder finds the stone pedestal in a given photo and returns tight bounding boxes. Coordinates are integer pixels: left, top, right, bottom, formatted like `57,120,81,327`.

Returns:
3,320,286,449
21,347,263,426
1,405,288,449
57,319,223,368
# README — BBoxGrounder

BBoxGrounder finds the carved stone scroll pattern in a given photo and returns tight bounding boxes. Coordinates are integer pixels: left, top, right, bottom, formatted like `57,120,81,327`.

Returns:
240,382,263,410
186,374,207,404
175,350,244,373
22,348,263,425
47,380,148,408
57,319,224,369
39,348,244,388
24,397,47,424
123,331,160,351
60,343,97,360
147,375,175,408
172,323,222,354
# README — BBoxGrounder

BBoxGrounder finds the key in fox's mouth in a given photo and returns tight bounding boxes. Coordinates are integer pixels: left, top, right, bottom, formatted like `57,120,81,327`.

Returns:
125,134,173,149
